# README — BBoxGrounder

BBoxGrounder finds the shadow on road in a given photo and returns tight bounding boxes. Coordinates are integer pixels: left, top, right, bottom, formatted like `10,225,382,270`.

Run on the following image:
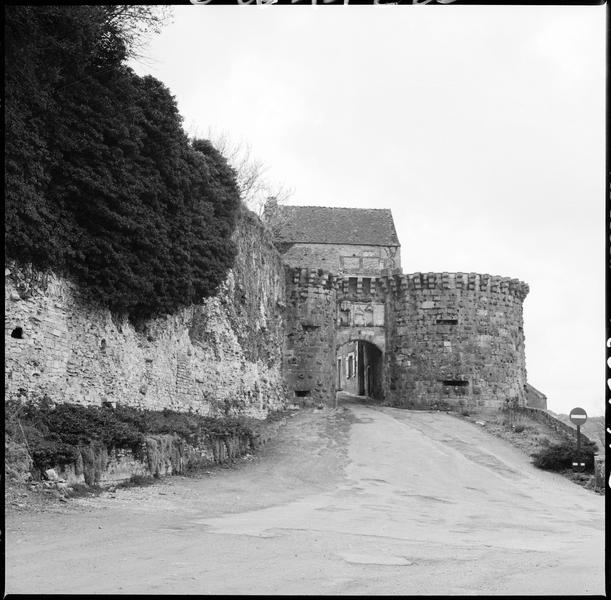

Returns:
336,391,379,408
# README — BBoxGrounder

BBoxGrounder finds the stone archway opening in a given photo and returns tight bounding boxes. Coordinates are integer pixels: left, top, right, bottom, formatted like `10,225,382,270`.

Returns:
336,339,383,400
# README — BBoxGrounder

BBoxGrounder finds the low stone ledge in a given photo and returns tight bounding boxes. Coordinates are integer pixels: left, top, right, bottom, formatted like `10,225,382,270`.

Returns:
521,407,599,451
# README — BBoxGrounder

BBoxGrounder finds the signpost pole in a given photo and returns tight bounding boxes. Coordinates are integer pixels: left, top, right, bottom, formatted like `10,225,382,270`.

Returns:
569,407,587,472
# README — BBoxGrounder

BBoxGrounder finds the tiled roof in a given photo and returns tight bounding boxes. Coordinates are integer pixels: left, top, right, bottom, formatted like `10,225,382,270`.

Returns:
270,205,400,246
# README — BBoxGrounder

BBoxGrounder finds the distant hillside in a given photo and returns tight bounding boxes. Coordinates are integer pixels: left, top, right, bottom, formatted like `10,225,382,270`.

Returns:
548,411,605,451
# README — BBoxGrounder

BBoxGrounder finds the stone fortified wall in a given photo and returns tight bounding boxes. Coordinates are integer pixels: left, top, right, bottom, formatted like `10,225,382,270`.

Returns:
387,272,529,411
283,268,337,406
5,215,531,417
282,269,529,411
5,210,288,418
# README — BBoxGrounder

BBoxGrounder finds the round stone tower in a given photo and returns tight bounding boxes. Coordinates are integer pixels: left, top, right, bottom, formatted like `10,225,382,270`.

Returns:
386,272,529,412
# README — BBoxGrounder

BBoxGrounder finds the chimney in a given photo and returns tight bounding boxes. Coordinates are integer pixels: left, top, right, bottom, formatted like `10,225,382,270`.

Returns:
262,196,278,223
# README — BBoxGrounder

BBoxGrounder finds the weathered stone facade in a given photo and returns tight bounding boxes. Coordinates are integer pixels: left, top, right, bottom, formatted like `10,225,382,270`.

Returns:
265,203,401,276
282,267,530,411
280,242,400,276
5,212,287,418
5,203,537,417
283,269,336,405
385,272,529,411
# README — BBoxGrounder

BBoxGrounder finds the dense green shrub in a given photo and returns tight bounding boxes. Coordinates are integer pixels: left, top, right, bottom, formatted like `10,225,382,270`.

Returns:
5,398,260,474
531,439,597,472
5,6,240,320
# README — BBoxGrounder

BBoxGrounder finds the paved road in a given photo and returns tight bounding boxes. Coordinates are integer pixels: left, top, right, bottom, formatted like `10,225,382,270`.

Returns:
5,401,605,595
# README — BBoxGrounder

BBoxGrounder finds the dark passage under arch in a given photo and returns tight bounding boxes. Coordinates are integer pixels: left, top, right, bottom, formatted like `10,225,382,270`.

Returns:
336,340,383,400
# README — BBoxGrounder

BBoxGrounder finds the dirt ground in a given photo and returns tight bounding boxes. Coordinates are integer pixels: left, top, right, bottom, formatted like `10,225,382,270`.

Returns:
4,399,605,595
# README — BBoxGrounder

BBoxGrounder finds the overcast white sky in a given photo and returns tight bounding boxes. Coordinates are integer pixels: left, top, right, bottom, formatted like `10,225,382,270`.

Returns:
131,4,605,416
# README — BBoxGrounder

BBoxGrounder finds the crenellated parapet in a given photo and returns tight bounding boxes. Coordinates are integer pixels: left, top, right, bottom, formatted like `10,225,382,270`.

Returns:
328,271,529,303
396,272,529,301
366,272,528,300
287,267,338,290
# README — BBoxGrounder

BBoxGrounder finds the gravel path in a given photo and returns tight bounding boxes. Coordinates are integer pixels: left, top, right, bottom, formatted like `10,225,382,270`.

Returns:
5,401,605,595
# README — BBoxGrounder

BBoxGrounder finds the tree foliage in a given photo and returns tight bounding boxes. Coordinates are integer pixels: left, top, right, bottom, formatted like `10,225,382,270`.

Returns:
5,6,239,319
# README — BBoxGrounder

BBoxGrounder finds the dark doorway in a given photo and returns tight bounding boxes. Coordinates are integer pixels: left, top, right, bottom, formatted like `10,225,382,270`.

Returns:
336,340,383,400
358,345,365,395
358,341,383,399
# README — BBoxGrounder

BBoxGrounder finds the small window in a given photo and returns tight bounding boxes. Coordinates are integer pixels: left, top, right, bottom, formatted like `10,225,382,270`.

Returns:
295,390,310,397
347,354,355,378
100,339,107,352
436,319,458,325
362,278,371,295
11,327,23,339
442,380,469,387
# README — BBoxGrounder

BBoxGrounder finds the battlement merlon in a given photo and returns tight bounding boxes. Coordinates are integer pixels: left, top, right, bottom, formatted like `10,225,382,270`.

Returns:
285,266,338,289
381,272,530,301
285,267,529,301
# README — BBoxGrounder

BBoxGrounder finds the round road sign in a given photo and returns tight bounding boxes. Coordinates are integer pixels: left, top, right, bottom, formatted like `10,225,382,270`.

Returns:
569,407,587,425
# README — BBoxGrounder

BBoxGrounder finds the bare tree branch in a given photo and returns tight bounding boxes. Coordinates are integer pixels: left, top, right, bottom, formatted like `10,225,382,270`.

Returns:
204,128,294,216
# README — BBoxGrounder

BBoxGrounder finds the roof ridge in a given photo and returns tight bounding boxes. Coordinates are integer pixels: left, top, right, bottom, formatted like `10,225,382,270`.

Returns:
271,205,400,246
280,205,393,211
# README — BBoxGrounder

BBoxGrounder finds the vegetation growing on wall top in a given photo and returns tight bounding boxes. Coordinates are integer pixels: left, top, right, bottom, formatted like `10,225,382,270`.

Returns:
5,397,262,476
5,6,240,320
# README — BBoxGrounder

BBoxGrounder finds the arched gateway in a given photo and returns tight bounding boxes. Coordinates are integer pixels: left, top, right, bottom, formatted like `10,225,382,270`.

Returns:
336,339,383,399
270,202,534,412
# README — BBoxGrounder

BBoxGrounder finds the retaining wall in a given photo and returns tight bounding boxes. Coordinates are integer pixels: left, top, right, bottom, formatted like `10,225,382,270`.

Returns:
522,407,599,451
5,211,287,418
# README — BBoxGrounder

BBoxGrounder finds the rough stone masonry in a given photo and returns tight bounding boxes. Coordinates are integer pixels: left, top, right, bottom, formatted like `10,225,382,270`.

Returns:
282,267,529,411
5,205,535,415
5,211,287,418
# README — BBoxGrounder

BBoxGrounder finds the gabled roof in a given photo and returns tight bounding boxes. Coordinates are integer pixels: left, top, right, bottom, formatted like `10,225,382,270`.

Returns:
269,205,400,247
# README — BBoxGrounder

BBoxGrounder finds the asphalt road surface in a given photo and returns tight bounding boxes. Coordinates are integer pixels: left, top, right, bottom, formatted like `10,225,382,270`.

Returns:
5,400,605,595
